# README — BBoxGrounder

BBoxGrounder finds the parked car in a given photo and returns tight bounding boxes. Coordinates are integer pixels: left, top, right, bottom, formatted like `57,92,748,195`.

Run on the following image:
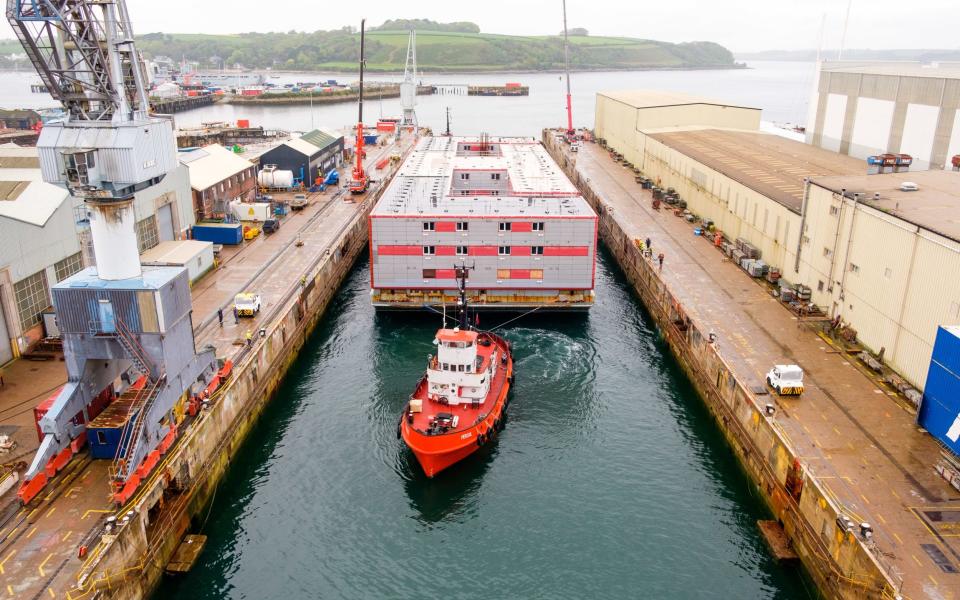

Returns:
263,219,280,234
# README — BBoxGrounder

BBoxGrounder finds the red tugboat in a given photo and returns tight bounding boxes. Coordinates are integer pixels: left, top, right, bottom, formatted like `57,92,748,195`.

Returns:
400,265,514,477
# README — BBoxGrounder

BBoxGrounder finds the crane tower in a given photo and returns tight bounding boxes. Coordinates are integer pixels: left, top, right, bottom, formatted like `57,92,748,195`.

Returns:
400,30,417,128
7,0,219,505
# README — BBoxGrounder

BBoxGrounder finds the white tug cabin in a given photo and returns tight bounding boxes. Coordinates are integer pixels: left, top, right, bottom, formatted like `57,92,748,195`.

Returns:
428,328,499,406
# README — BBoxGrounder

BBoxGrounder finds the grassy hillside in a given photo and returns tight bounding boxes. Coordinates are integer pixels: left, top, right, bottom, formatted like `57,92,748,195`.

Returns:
131,29,737,72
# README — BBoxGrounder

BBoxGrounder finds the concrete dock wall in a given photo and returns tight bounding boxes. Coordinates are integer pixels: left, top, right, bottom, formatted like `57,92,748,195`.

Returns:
65,189,387,600
544,133,900,600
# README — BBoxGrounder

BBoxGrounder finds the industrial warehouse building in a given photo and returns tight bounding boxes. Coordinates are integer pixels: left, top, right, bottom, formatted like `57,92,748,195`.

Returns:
806,62,960,170
178,144,257,220
595,89,960,389
801,170,960,387
0,145,79,359
257,129,344,186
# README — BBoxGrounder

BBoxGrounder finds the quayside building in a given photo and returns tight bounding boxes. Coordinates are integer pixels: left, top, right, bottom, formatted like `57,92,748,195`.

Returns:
594,87,960,391
370,136,597,310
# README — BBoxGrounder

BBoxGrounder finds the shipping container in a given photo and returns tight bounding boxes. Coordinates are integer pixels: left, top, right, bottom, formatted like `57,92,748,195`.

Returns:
192,222,243,245
363,134,379,145
918,363,960,457
231,201,272,222
930,327,960,380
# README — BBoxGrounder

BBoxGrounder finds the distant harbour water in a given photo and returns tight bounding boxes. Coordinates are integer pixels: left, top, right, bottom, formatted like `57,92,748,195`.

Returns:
0,61,816,137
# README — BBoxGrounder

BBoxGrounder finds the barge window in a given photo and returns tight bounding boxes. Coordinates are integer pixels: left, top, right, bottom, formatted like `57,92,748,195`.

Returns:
531,246,544,255
456,246,468,256
499,222,511,231
497,269,510,279
498,246,511,256
423,269,436,279
460,173,470,180
423,246,435,256
456,221,469,231
491,173,501,180
423,221,435,231
532,222,545,231
531,269,544,279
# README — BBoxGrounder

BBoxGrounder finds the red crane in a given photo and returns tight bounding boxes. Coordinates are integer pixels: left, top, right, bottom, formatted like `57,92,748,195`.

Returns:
561,0,575,140
349,19,370,194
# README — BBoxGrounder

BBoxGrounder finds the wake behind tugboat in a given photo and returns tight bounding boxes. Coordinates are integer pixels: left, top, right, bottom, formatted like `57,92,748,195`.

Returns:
399,264,514,477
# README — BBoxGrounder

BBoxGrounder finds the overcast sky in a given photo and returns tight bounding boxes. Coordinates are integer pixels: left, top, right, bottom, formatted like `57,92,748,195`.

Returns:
4,0,956,53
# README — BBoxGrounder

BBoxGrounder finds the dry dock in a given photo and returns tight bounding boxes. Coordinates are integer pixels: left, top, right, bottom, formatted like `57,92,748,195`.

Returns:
545,132,959,600
0,134,416,599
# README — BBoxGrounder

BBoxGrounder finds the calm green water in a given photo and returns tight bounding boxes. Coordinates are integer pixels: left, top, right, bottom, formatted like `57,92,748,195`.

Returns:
156,249,809,599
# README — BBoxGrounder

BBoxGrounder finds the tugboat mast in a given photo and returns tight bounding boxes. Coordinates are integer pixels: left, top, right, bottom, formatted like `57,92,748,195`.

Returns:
456,263,472,330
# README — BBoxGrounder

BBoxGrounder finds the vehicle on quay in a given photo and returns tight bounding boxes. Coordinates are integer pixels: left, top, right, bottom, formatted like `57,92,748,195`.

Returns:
399,265,514,477
234,292,262,317
290,194,308,211
767,364,804,396
262,218,280,234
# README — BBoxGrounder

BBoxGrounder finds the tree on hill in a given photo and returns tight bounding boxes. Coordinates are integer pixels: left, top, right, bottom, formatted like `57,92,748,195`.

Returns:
372,19,480,33
563,27,589,36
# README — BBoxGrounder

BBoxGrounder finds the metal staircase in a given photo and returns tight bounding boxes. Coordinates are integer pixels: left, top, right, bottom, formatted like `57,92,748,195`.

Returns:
110,375,164,482
109,316,165,480
114,316,153,377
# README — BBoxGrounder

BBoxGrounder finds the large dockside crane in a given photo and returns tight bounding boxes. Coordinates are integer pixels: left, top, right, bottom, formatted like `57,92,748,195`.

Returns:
348,19,369,194
400,30,418,129
8,0,220,505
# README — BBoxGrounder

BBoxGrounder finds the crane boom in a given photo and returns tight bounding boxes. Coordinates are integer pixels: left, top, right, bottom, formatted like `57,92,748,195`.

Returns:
7,0,151,122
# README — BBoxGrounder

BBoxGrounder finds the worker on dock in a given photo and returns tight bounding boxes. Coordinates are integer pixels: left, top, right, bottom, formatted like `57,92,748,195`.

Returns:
245,330,253,346
658,252,664,272
218,308,223,327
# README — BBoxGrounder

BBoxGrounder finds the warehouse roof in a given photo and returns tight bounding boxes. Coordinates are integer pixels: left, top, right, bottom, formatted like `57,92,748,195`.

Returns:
300,129,339,150
265,129,343,159
648,128,866,212
810,170,960,244
178,144,253,191
598,90,760,112
820,61,960,80
0,145,70,226
372,136,594,218
0,144,40,168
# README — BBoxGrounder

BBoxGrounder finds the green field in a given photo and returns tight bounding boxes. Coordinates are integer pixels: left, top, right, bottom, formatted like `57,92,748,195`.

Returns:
129,27,737,73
